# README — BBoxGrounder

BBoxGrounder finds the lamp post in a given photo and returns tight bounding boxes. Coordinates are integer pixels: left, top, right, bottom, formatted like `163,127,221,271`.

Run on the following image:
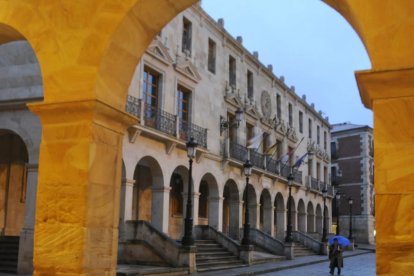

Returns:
285,169,294,243
241,159,253,246
321,187,328,242
220,107,243,135
181,137,197,246
335,192,341,235
348,197,353,240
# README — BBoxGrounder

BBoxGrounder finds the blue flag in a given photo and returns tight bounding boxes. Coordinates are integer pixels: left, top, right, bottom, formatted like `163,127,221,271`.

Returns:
293,152,308,168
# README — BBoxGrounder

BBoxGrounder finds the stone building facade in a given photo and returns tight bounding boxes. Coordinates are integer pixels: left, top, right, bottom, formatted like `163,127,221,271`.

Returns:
331,122,375,244
0,4,334,274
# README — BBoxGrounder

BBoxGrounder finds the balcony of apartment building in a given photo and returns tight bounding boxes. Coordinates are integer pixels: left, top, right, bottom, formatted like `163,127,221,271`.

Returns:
125,95,208,153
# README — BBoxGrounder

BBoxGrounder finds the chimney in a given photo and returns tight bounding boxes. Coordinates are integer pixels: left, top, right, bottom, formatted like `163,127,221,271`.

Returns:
280,76,285,83
267,64,273,72
253,51,259,59
302,94,307,101
236,36,243,44
218,18,225,28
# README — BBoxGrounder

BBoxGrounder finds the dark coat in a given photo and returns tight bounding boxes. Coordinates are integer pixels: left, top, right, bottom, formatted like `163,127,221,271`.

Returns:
329,244,344,268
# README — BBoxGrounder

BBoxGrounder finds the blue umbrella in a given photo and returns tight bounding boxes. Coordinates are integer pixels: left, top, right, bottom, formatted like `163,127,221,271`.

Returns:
329,235,351,247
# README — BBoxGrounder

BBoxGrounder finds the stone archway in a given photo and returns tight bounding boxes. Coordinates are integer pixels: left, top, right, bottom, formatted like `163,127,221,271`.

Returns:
132,156,164,231
198,173,220,230
274,193,285,240
222,180,240,239
0,0,411,273
307,201,315,233
0,131,28,237
316,204,323,234
297,199,306,233
259,189,272,234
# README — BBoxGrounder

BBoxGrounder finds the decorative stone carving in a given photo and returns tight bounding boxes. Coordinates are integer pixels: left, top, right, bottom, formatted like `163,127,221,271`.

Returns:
260,90,272,119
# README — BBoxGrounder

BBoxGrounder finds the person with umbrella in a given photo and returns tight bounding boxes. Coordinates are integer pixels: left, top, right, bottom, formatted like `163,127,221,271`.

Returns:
328,236,348,275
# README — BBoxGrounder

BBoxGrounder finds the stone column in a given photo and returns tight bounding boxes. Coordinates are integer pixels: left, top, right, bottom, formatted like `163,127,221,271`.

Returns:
230,200,243,240
208,196,223,231
250,203,260,229
182,192,200,226
152,187,171,234
357,69,414,274
118,178,135,240
17,164,38,274
29,101,136,275
263,206,275,235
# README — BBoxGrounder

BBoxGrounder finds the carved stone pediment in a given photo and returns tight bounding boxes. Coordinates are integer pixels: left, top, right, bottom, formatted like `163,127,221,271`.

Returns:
174,58,201,83
224,91,244,109
245,104,261,120
146,38,174,65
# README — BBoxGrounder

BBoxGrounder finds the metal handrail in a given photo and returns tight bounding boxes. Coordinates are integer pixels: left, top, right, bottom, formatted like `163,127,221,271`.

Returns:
143,103,176,137
125,95,141,118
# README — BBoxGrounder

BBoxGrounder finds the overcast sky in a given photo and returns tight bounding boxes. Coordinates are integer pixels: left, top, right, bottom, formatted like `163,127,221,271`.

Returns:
202,0,372,127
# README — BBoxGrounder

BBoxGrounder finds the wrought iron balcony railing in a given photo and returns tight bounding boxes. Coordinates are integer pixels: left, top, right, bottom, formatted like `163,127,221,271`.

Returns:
311,177,319,190
180,121,207,148
229,142,248,163
294,170,303,184
266,157,279,175
125,95,208,147
143,104,176,137
125,95,141,117
250,150,265,169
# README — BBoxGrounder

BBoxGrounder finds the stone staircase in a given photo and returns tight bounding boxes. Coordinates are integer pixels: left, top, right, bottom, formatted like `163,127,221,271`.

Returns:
0,236,19,274
293,242,317,257
195,239,246,272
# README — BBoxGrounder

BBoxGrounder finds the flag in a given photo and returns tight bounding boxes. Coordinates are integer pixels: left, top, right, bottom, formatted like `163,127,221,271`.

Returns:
278,147,294,163
293,152,308,168
247,132,262,149
264,142,277,156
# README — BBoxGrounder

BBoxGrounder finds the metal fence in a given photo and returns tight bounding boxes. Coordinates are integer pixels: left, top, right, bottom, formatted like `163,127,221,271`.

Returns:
180,121,208,148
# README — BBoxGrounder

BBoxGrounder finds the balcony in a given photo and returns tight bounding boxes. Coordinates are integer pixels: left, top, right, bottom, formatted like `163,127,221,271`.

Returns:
229,142,248,163
125,95,208,149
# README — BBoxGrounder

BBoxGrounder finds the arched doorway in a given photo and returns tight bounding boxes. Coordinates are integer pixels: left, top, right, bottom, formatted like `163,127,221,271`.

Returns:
0,131,28,237
198,173,220,229
274,193,285,240
222,180,240,239
297,199,306,232
307,201,315,233
260,189,272,234
316,204,323,234
169,166,191,239
243,184,258,229
132,156,164,230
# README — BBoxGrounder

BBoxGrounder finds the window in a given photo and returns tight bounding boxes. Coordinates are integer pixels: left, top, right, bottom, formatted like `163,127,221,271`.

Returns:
308,158,313,177
331,166,337,180
227,112,237,143
208,38,216,73
177,85,191,124
324,131,327,150
182,17,192,55
308,119,312,139
262,132,269,154
143,66,161,117
247,70,253,98
317,125,320,145
246,123,254,146
316,162,321,180
299,111,303,133
331,142,337,158
288,103,293,127
276,94,281,119
229,55,236,87
324,166,328,183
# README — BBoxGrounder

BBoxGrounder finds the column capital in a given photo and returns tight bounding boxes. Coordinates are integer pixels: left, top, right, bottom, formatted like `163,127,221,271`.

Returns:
152,186,172,193
356,68,414,109
26,163,39,172
208,196,225,202
121,178,135,186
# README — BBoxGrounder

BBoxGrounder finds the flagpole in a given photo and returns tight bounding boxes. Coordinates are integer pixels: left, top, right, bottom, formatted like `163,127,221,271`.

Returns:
280,137,305,172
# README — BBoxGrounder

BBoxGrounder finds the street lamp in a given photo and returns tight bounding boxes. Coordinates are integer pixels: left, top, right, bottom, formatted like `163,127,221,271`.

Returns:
348,197,353,240
181,137,198,246
220,107,243,135
241,159,253,246
285,171,294,243
321,187,328,242
335,192,341,235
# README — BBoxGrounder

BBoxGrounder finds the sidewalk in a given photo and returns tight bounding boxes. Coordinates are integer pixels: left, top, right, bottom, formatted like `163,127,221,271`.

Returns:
192,249,373,276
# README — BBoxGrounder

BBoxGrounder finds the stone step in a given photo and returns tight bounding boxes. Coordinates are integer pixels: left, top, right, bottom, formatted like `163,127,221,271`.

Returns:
197,256,239,263
196,252,234,258
197,259,244,268
197,247,225,253
196,244,222,248
197,263,248,273
195,240,216,244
